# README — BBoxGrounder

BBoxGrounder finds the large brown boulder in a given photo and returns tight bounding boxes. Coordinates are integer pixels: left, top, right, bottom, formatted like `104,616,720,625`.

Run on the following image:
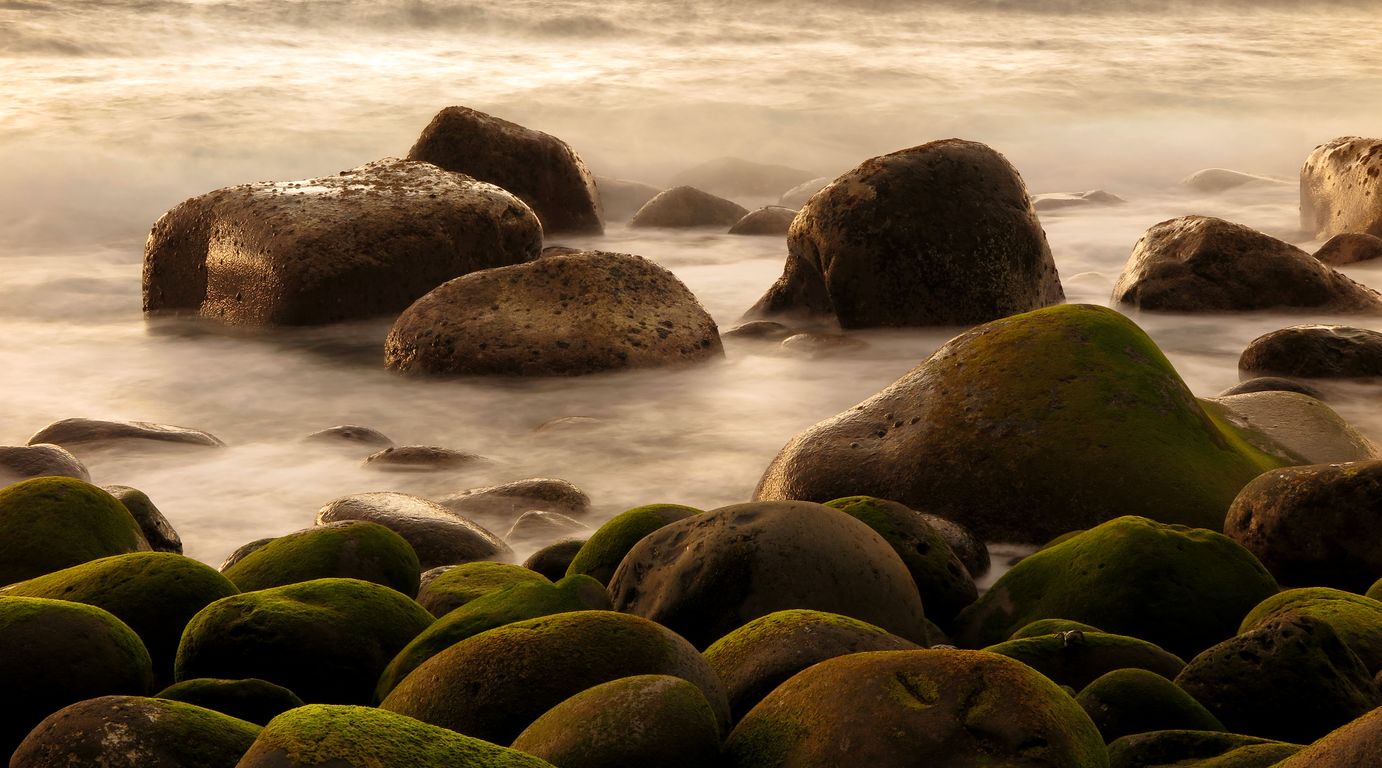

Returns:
407,105,602,234
143,159,542,325
1301,136,1382,239
1315,232,1382,265
386,250,723,376
1239,325,1382,378
1111,216,1382,312
746,139,1063,328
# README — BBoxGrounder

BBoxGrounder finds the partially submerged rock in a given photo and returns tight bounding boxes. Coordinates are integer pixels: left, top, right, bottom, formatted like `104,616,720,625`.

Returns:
28,417,224,450
304,424,394,448
523,539,584,581
316,492,510,570
1032,189,1127,211
1217,376,1323,399
729,206,796,235
1301,136,1382,239
1239,325,1382,378
362,445,485,471
1315,232,1382,265
506,510,588,544
437,477,591,519
0,443,88,484
1181,168,1289,193
629,185,749,228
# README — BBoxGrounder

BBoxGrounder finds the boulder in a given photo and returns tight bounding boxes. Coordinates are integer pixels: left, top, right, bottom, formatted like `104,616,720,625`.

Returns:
1203,391,1379,465
565,503,701,585
219,537,274,571
304,424,394,447
362,445,485,471
1239,325,1382,378
724,649,1108,768
721,320,795,342
608,501,930,649
671,156,819,198
105,485,182,553
982,631,1186,691
1181,168,1289,192
28,417,224,450
1315,232,1382,265
386,250,723,376
1032,189,1126,211
1217,376,1323,399
175,577,434,704
219,520,421,596
629,185,749,228
747,139,1063,328
416,561,549,617
316,492,510,570
144,158,542,325
1273,705,1382,767
754,304,1283,543
523,539,584,580
0,443,88,484
1107,730,1302,768
506,510,589,543
595,177,662,221
952,516,1279,660
437,477,591,519
729,206,796,235
1011,619,1104,639
1076,669,1225,743
11,695,259,768
778,176,831,209
779,331,869,358
156,677,304,725
1301,136,1382,239
0,476,150,586
920,512,991,579
1225,461,1382,592
1111,216,1382,312
1239,588,1382,674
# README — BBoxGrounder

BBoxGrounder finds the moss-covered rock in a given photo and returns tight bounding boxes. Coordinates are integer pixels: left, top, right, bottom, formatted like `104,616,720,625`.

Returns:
704,609,921,722
157,677,305,725
983,631,1186,691
10,695,259,767
236,704,556,767
824,496,977,625
1274,705,1382,767
724,649,1108,767
511,675,723,768
416,561,550,617
523,538,585,580
1107,730,1302,768
176,577,433,704
0,596,154,754
1175,613,1379,743
753,304,1283,543
376,574,611,700
1239,588,1382,674
380,610,729,745
0,476,150,585
1,551,238,685
1011,618,1104,639
221,520,421,597
953,516,1279,659
1076,669,1225,742
565,503,701,585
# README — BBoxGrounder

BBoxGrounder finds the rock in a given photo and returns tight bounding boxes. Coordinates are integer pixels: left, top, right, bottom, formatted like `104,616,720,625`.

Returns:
523,539,584,580
535,415,602,433
407,105,602,235
565,503,701,585
11,695,260,768
777,176,831,209
1225,461,1382,592
1076,669,1225,743
362,445,485,471
1217,376,1324,399
721,320,795,342
386,250,723,376
0,443,88,484
779,331,869,358
512,675,723,768
1203,391,1379,465
754,304,1283,543
156,677,304,725
376,575,611,700
1175,613,1379,743
0,476,150,586
1181,168,1289,192
144,158,541,326
1273,705,1382,767
506,510,589,544
723,649,1107,768
540,245,582,257
729,206,796,235
28,417,225,450
1033,189,1127,211
236,704,556,768
1111,216,1382,312
1,552,238,686
1301,137,1382,239
1011,618,1104,639
746,139,1063,328
920,513,991,579
220,520,421,597
219,537,274,571
437,477,591,519
1240,588,1382,674
105,485,182,554
1239,325,1382,378
175,577,434,704
304,424,394,447
1315,232,1382,265
416,561,549,618
595,177,662,221
629,185,749,228
1107,730,1302,768
982,631,1186,691
316,492,510,570
703,609,921,721
671,157,819,198
379,610,729,745
0,596,154,754
952,516,1279,660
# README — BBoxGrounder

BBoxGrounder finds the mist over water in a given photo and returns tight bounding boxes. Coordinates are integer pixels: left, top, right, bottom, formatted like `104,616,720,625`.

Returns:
3,0,1381,564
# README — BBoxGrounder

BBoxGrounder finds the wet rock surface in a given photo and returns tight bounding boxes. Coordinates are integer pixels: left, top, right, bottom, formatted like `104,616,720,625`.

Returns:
1239,325,1382,378
1301,136,1382,239
316,492,510,570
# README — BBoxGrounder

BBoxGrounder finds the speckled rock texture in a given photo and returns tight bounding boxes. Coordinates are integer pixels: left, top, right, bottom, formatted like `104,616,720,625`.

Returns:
1301,136,1382,239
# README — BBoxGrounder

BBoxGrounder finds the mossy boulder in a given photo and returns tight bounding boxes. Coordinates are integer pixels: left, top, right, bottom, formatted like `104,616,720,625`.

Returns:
380,610,729,745
221,520,421,596
376,574,611,700
1107,730,1302,768
754,304,1283,543
0,476,150,585
0,596,154,754
1274,705,1382,767
11,695,260,767
1175,613,1379,743
1,551,238,685
983,631,1186,691
704,609,921,722
1076,669,1225,742
953,516,1279,659
724,649,1108,767
416,561,550,617
511,675,723,768
236,704,556,767
176,577,434,704
157,677,305,725
565,503,701,585
1239,588,1382,674
1011,619,1103,639
523,538,584,580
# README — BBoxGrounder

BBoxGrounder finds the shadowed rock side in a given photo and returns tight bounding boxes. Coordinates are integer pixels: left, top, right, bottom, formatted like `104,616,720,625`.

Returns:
753,304,1282,544
143,159,542,326
1111,216,1382,313
386,251,723,376
1315,233,1382,265
1240,325,1382,379
1301,136,1382,239
407,105,603,234
747,138,1063,328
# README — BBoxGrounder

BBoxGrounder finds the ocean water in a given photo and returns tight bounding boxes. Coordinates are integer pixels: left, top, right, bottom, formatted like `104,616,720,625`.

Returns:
2,0,1381,565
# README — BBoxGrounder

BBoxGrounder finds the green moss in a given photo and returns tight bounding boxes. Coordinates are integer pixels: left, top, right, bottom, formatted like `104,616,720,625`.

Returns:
417,561,548,617
566,504,701,584
1240,588,1382,673
984,631,1185,691
1011,619,1103,639
157,677,304,726
0,476,148,585
1107,730,1302,768
1076,668,1224,742
222,521,420,597
130,697,263,760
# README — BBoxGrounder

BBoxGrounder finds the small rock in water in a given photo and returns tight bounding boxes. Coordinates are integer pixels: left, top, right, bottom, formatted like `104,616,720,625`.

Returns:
1219,376,1324,399
535,416,603,433
595,176,662,221
28,418,225,450
304,424,394,448
778,176,831,209
362,445,485,472
1301,136,1382,239
506,510,590,544
316,491,510,569
629,185,749,229
104,485,182,554
1032,189,1126,211
522,539,585,581
540,245,582,257
0,443,89,483
1180,167,1290,192
437,478,591,519
728,205,796,235
1239,325,1382,378
780,332,869,358
1315,232,1382,266
722,320,795,341
671,156,819,198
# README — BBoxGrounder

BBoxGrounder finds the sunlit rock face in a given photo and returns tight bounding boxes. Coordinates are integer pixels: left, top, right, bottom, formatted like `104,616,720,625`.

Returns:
143,158,541,326
1302,136,1382,239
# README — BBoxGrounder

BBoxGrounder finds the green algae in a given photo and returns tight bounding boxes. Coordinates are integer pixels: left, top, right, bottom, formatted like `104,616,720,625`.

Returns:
0,476,149,585
222,521,420,596
566,503,701,584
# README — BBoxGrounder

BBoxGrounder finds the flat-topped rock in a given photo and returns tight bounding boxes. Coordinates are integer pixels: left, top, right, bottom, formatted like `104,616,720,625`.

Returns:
29,418,224,450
